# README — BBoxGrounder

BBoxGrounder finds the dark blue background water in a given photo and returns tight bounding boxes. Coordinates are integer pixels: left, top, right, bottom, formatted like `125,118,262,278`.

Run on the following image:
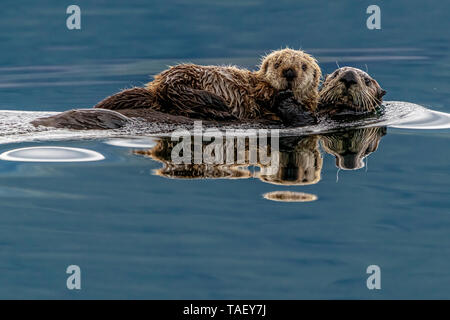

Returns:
0,0,449,298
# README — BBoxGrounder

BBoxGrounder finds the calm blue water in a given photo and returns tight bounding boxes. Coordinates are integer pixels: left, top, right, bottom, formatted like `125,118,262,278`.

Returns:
0,0,449,299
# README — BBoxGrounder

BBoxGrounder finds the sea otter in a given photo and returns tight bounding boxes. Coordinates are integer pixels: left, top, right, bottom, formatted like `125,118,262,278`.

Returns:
32,49,321,129
95,48,321,120
318,67,386,116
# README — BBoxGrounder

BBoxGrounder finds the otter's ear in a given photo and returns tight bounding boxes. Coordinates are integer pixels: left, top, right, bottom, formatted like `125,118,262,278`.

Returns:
261,60,269,73
313,70,318,80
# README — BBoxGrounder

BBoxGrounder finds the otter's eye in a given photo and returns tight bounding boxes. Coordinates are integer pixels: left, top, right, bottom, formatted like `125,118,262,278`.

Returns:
274,62,280,69
302,63,307,71
364,78,371,85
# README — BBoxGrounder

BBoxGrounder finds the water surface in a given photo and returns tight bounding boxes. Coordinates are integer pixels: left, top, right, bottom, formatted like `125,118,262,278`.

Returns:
0,0,449,299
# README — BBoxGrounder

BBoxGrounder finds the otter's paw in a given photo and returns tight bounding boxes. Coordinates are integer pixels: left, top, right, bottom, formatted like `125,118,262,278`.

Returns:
283,109,318,127
31,108,130,130
272,90,295,109
273,91,318,127
277,102,318,127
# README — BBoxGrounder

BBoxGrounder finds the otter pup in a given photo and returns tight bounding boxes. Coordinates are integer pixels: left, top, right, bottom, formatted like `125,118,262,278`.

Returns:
96,48,321,120
318,67,386,117
31,49,322,129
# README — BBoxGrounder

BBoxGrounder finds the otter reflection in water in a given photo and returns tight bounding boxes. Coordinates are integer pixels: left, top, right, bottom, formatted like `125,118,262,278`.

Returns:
321,126,386,170
135,134,322,185
133,126,386,189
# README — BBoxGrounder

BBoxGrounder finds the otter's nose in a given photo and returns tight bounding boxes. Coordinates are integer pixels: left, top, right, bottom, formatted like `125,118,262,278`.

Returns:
340,71,358,88
282,68,297,81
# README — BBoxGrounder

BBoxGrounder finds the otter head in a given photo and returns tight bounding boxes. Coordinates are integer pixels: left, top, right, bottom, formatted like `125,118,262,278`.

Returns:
319,67,386,112
257,48,321,111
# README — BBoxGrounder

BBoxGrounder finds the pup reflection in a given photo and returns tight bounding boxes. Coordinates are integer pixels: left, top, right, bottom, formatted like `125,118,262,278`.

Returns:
135,134,322,185
320,126,386,170
135,138,252,179
133,126,387,185
257,136,322,185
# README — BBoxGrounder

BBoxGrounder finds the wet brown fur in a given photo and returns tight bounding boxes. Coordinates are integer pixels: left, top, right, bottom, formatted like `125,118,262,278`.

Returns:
95,49,321,120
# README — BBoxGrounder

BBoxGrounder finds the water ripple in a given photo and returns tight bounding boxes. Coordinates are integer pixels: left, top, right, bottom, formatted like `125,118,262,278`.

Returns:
0,147,104,162
0,101,448,145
